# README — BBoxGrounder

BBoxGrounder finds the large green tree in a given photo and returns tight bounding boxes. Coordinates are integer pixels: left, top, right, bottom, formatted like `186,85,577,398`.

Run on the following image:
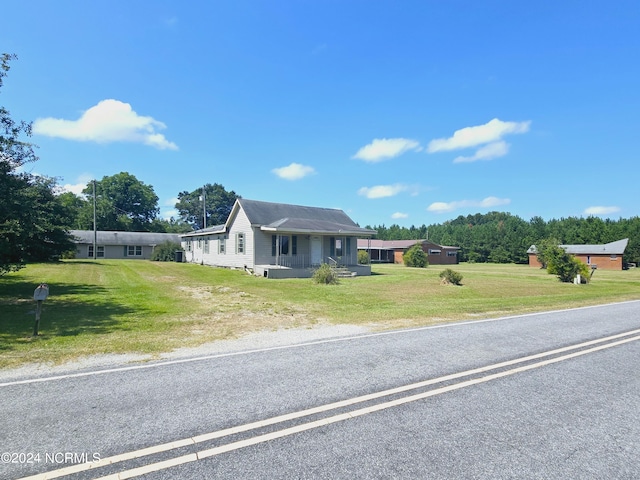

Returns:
1,54,74,274
76,172,160,231
176,183,240,229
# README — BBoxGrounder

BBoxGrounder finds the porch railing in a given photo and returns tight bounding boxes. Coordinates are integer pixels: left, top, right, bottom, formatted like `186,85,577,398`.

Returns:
273,254,359,268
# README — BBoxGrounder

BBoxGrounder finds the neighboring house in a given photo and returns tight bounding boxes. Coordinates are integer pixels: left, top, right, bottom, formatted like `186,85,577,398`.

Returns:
71,230,182,260
357,239,460,265
527,238,629,270
181,199,377,279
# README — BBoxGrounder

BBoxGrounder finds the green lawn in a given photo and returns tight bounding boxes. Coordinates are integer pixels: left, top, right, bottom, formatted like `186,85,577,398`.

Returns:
1,260,639,368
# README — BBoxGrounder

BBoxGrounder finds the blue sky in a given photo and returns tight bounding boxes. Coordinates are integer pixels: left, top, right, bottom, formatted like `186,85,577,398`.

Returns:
3,1,639,228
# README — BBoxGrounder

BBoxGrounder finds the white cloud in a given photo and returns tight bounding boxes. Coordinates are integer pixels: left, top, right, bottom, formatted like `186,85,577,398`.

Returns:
272,162,316,180
164,197,179,207
352,138,421,162
391,212,409,219
453,141,509,163
584,206,621,216
358,184,408,199
162,208,179,220
58,173,95,196
33,99,178,150
427,118,530,153
427,196,511,213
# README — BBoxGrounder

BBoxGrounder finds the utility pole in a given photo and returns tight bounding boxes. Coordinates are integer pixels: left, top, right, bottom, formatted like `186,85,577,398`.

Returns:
93,180,97,260
202,186,206,229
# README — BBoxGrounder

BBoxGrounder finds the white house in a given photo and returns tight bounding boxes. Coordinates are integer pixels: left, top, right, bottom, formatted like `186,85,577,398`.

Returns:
181,199,376,278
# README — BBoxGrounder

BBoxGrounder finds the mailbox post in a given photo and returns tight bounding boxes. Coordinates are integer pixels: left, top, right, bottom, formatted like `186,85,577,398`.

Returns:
33,283,49,336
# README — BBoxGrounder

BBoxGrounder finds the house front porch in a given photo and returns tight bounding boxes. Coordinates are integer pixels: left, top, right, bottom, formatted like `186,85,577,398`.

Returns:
256,232,372,278
254,263,372,279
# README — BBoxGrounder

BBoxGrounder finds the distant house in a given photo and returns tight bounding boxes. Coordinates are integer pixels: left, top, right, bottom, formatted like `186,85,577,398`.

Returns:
71,230,182,260
357,239,459,265
181,199,377,278
527,238,629,270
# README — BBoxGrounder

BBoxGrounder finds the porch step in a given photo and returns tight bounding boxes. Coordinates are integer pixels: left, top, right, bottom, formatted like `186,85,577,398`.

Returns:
334,266,357,278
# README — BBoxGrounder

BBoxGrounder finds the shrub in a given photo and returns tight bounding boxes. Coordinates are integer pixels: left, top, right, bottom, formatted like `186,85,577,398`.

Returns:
546,247,591,283
152,241,183,262
357,250,370,265
312,263,338,285
439,268,463,286
403,244,428,268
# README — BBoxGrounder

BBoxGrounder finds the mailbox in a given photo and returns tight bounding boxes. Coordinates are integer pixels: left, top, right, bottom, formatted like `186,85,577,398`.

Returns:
34,284,49,301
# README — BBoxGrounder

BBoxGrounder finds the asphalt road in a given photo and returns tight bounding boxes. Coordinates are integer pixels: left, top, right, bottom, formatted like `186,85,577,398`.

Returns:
1,301,639,479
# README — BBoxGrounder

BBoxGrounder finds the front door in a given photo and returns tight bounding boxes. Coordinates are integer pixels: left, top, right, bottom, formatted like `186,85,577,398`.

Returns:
311,236,322,265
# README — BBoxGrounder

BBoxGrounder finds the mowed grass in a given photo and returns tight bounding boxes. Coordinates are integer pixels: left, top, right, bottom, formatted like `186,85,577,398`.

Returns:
1,260,639,368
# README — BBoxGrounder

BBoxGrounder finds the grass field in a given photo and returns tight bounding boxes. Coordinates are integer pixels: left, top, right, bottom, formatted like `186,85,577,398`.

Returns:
1,260,639,369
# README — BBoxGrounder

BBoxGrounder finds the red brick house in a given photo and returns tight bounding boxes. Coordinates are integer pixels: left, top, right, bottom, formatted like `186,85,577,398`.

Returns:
527,238,629,271
358,239,459,265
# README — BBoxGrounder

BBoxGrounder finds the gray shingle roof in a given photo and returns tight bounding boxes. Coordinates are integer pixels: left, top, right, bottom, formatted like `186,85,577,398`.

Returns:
527,238,629,255
179,199,377,237
241,199,352,225
71,230,182,245
241,199,376,235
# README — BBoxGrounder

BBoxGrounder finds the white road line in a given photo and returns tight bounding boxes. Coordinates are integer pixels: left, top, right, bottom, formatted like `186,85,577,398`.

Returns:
15,328,640,480
2,299,639,388
95,334,640,480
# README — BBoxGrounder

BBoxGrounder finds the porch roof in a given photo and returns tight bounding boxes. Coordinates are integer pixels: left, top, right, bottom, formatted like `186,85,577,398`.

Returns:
261,217,376,235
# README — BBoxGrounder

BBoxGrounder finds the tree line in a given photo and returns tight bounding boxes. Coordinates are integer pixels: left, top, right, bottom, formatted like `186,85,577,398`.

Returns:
367,212,640,266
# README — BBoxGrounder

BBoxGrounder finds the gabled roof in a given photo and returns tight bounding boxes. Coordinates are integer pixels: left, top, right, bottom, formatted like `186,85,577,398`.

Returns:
240,198,374,231
527,238,629,255
71,230,182,245
203,199,376,236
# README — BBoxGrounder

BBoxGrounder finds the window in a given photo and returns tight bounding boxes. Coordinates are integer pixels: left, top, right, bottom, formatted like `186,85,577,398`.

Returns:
236,233,245,254
88,245,105,258
127,245,143,256
292,235,297,255
272,235,290,255
428,249,441,255
185,241,192,252
219,236,226,254
447,251,457,257
346,237,351,256
335,238,343,257
203,239,209,254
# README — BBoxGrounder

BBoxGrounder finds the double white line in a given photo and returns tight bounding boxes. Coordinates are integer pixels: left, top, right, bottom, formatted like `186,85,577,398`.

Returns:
19,328,640,480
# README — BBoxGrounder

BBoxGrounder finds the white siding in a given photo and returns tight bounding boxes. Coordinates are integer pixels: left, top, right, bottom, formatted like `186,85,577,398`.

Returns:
254,230,274,265
183,207,255,269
